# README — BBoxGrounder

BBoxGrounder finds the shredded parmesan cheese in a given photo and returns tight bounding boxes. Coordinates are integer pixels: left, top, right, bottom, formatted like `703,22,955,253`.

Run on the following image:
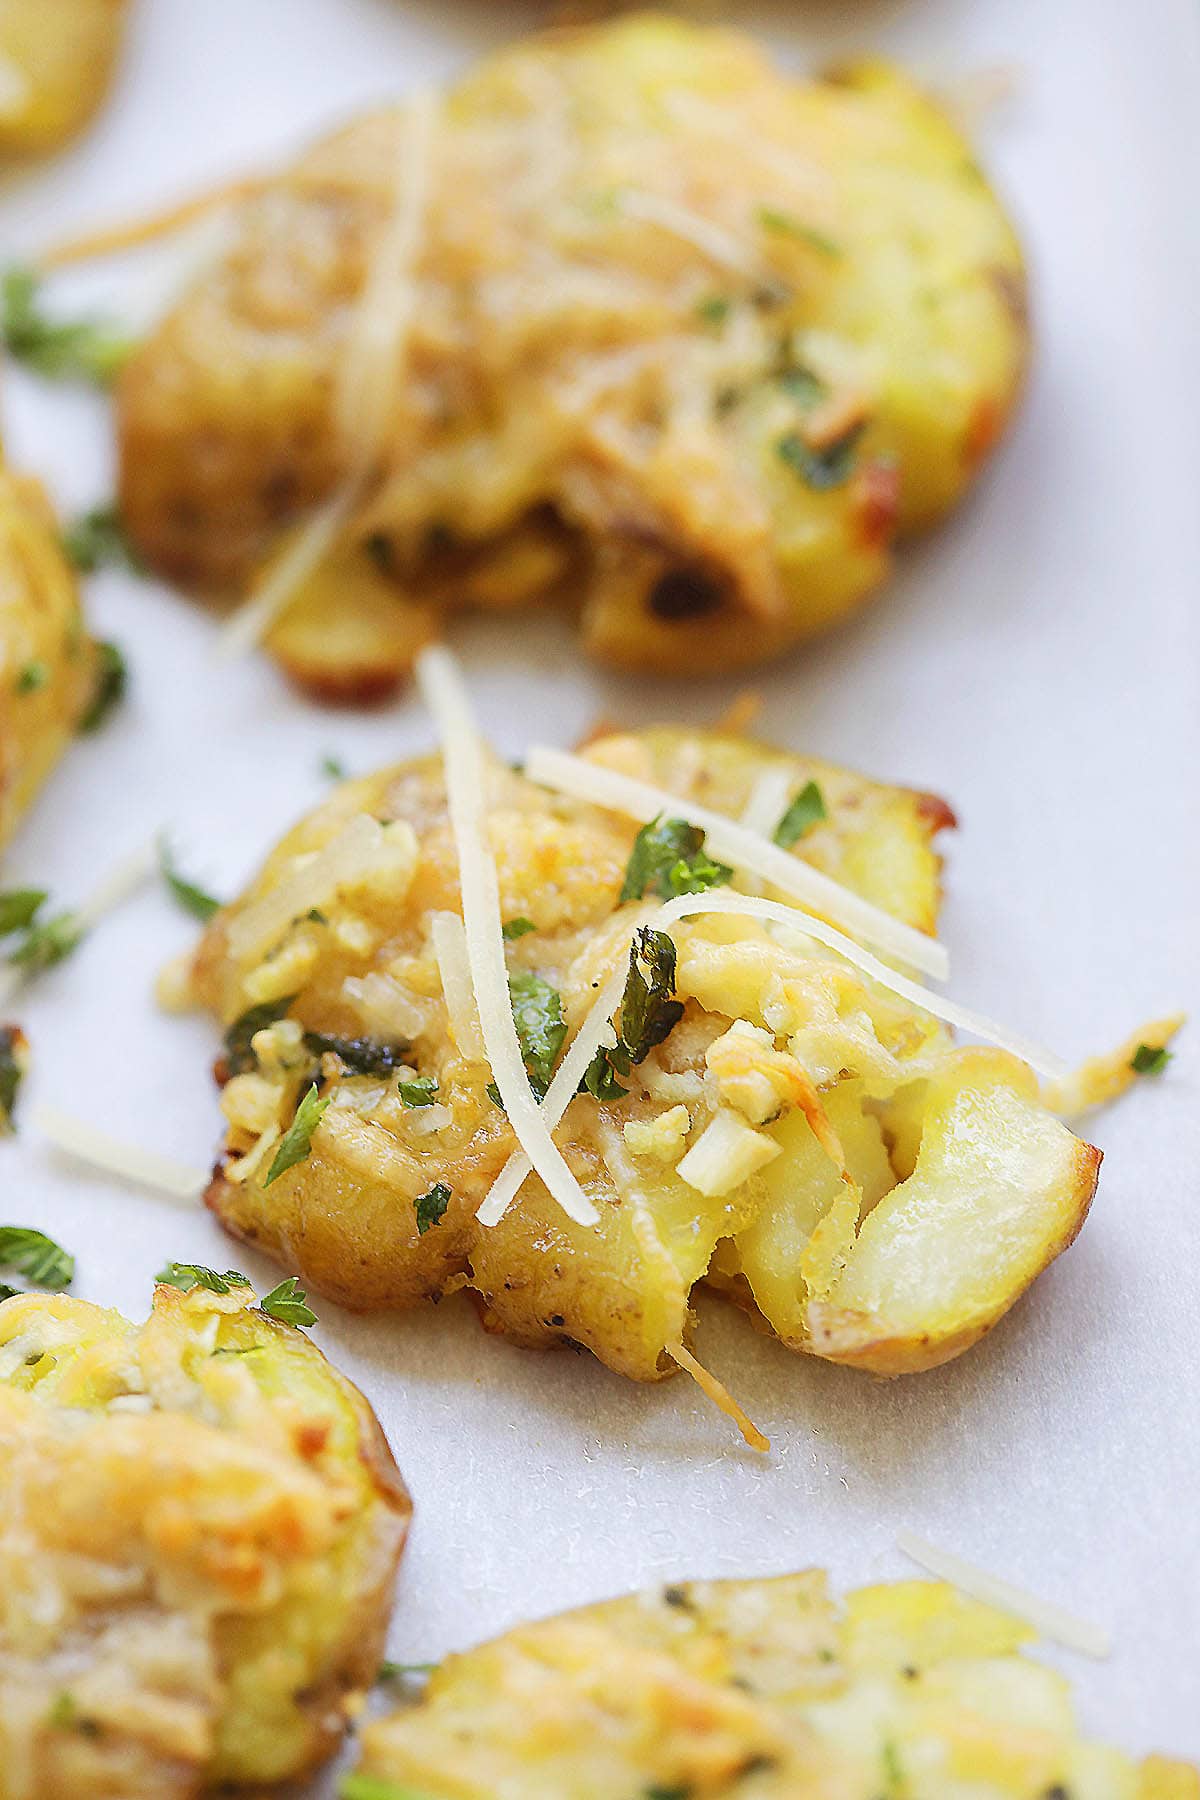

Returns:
669,1342,769,1453
619,189,759,277
33,1103,208,1203
738,765,794,841
415,647,599,1228
524,745,949,981
0,838,156,1008
896,1530,1111,1659
226,812,391,964
430,911,485,1060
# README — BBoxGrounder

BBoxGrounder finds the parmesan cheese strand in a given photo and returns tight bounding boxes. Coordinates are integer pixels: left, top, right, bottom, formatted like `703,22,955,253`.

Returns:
215,91,438,661
524,745,949,982
896,1530,1111,1659
619,190,760,277
416,646,599,1228
0,837,156,1008
477,887,1065,1227
33,1103,208,1203
669,1343,769,1453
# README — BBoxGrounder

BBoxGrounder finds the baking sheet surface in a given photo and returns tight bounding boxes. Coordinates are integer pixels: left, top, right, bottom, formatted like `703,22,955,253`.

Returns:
1,0,1198,1776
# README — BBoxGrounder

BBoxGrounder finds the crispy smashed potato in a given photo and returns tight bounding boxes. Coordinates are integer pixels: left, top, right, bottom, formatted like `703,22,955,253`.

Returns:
0,0,129,154
0,1280,410,1796
0,466,100,848
179,726,1105,1395
118,15,1026,697
354,1571,1197,1798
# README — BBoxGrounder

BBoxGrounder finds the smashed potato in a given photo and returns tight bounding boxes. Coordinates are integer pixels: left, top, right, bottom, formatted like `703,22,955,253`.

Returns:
0,0,129,154
0,465,100,849
180,726,1105,1397
353,1570,1197,1798
0,1279,410,1796
118,15,1026,697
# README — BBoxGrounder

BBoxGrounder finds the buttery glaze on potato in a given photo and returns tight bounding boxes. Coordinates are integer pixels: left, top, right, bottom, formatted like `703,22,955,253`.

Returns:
0,1281,410,1798
182,727,1102,1388
354,1571,1197,1800
0,466,99,848
118,15,1027,698
0,0,129,154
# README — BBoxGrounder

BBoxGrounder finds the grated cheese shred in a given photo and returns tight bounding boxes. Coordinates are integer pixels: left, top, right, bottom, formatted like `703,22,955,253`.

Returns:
669,1342,769,1454
33,1103,208,1203
896,1529,1111,1659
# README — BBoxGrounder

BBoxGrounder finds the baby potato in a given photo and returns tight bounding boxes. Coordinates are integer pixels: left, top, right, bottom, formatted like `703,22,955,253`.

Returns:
0,1278,410,1797
353,1570,1197,1798
0,0,129,154
117,15,1026,696
178,725,1107,1409
0,466,102,849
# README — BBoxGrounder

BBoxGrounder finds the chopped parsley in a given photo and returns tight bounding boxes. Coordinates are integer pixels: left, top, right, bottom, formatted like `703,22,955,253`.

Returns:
62,505,142,574
0,1025,28,1133
156,1263,252,1295
340,1776,438,1800
619,815,732,903
1,266,134,386
414,1181,451,1235
618,928,684,1065
773,779,827,848
303,1032,410,1077
0,889,46,934
501,916,536,940
756,205,840,257
695,294,731,328
377,1660,437,1682
6,908,82,976
397,1075,438,1107
159,837,221,923
777,422,865,492
79,640,128,733
486,1080,504,1108
509,970,567,1099
260,1276,317,1327
320,752,347,780
1130,1042,1171,1076
15,659,48,694
0,1226,75,1294
643,1788,693,1800
580,1039,632,1101
223,996,297,1076
263,1083,330,1187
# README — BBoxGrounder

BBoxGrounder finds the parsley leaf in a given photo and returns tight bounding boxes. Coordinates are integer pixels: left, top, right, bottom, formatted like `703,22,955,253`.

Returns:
486,1081,504,1108
0,1226,75,1291
264,1084,330,1187
580,1039,632,1100
156,1262,252,1295
79,640,128,733
7,909,83,976
1131,1042,1171,1076
222,997,297,1076
696,294,730,327
619,928,685,1064
509,970,567,1099
773,779,827,848
778,365,824,407
397,1075,438,1107
756,206,840,257
0,1025,28,1133
15,659,48,694
501,916,536,940
620,816,732,902
62,505,142,574
777,423,865,492
341,1776,439,1800
260,1276,317,1327
377,1660,437,1682
303,1032,410,1077
320,752,347,780
414,1181,451,1235
0,889,46,934
1,266,134,386
159,837,221,923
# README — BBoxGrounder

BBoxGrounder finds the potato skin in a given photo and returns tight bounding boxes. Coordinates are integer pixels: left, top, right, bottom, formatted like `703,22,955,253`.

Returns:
0,0,129,153
0,467,99,849
118,15,1026,695
0,1282,410,1796
354,1571,1194,1797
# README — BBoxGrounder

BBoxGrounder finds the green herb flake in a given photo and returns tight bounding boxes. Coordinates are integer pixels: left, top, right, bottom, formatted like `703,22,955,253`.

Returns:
340,1775,441,1800
264,1084,330,1187
0,889,46,935
377,1660,438,1683
619,927,684,1065
643,1788,693,1800
303,1032,409,1078
773,779,827,848
0,1025,28,1133
320,753,347,781
620,815,732,903
7,909,83,976
15,659,48,695
397,1075,439,1107
695,294,731,328
0,1226,75,1292
777,422,865,492
62,505,142,575
159,837,221,923
260,1276,317,1327
1130,1042,1171,1076
414,1181,451,1236
756,206,840,257
222,996,297,1076
486,1080,504,1109
501,916,536,940
778,365,824,407
156,1262,252,1296
509,970,567,1099
580,1039,631,1101
79,639,128,734
883,1739,905,1793
1,266,135,387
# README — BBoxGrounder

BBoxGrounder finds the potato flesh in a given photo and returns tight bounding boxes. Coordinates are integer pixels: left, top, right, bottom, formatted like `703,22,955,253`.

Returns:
354,1571,1195,1798
186,726,1100,1388
0,0,127,153
0,1284,410,1796
117,16,1026,692
0,468,98,849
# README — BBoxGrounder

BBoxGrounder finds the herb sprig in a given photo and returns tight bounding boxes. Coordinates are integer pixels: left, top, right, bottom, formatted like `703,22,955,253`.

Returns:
159,837,222,923
619,816,732,903
263,1084,330,1186
773,780,827,848
1,267,134,386
0,1225,75,1299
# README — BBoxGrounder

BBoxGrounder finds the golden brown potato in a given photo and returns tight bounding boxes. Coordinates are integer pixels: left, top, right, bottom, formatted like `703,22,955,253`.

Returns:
172,724,1108,1408
351,1570,1197,1799
118,15,1026,697
0,1278,410,1796
0,465,101,849
0,0,129,155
